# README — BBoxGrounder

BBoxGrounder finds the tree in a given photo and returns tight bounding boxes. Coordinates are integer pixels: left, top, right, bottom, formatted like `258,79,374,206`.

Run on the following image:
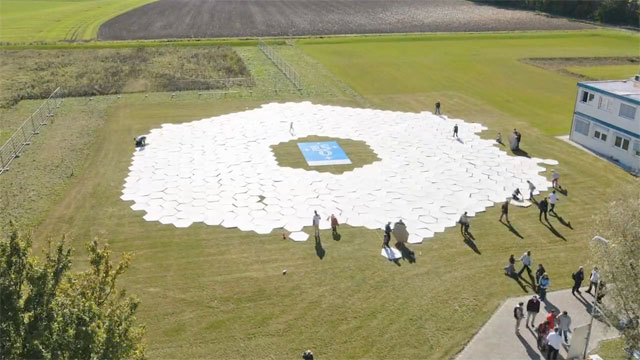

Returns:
591,186,640,352
0,227,145,359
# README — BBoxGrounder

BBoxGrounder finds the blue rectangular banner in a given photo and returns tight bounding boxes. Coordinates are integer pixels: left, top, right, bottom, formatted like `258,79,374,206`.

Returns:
297,141,352,166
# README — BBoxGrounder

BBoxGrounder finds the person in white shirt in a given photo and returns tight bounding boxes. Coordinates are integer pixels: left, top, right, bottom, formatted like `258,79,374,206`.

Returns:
546,328,563,360
549,190,558,214
586,266,600,294
518,250,532,277
312,210,321,239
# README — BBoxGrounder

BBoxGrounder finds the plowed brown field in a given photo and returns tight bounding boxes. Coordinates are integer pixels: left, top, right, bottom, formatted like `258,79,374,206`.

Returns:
98,0,591,40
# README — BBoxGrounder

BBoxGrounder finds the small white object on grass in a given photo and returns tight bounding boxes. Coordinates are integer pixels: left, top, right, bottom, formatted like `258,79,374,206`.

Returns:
282,269,287,275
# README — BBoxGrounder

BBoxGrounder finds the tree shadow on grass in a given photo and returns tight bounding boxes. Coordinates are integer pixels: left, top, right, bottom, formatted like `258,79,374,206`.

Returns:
542,220,566,241
463,235,481,255
315,236,325,260
396,242,416,264
501,220,524,239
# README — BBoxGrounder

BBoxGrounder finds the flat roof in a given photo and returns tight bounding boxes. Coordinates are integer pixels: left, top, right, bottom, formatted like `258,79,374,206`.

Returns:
579,77,640,103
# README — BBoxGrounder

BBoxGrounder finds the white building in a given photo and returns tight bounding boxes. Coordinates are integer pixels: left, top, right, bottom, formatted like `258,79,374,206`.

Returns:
570,75,640,174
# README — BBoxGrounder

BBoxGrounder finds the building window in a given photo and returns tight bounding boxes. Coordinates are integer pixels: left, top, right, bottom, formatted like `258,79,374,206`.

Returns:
614,134,630,151
634,141,640,157
574,117,590,136
580,90,595,104
619,103,636,120
593,127,608,142
598,96,614,112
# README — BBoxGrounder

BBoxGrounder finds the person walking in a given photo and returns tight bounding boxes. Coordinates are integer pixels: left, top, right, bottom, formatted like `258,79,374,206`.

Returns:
527,180,536,201
514,302,525,333
435,100,441,115
546,328,563,360
518,250,532,277
538,197,549,222
557,311,572,344
572,266,584,295
526,295,541,328
312,210,321,239
459,212,470,236
535,264,546,287
539,273,550,301
551,169,560,188
328,214,339,235
499,200,510,223
453,124,458,138
586,266,600,294
549,190,558,214
504,254,516,276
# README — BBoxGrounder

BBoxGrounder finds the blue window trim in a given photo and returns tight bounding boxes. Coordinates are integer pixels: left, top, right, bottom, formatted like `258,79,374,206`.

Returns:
574,111,640,140
578,83,640,106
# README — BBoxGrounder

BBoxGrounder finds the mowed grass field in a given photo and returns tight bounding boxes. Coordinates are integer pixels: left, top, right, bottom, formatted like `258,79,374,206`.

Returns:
567,64,640,80
26,31,640,358
0,0,156,43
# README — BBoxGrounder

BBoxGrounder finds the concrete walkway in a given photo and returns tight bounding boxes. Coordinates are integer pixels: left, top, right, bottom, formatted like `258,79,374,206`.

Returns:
456,289,619,360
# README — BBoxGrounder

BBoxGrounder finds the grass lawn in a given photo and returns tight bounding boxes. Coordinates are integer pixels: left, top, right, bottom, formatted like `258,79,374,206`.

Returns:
0,0,157,43
566,64,640,80
14,30,640,358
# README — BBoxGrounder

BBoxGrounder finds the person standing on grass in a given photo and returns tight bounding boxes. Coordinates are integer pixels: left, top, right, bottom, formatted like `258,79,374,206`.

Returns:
557,311,572,344
539,273,550,301
546,328,563,360
516,131,522,150
459,212,470,235
527,180,536,201
535,264,546,288
328,214,339,235
572,266,584,295
504,254,516,276
499,200,510,223
518,250,532,277
453,124,459,138
538,197,549,221
551,169,560,188
514,302,525,333
586,266,600,294
496,132,503,144
312,210,321,239
549,190,558,214
526,295,541,328
435,100,441,115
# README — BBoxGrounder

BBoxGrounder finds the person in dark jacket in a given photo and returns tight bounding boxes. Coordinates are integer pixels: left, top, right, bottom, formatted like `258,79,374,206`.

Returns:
538,197,549,222
572,266,584,295
526,295,541,328
535,264,546,288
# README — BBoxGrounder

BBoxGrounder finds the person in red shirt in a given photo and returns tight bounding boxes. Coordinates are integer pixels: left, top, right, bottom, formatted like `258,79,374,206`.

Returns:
546,311,557,330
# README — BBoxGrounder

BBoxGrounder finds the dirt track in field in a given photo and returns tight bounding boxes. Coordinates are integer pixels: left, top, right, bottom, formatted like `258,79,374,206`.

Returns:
98,0,592,40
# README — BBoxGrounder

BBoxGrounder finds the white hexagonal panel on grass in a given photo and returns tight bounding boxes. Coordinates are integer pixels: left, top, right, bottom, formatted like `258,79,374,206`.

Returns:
122,102,556,243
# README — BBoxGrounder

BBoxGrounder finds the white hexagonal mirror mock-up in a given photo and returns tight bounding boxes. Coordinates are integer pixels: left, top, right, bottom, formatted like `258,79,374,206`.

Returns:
122,102,556,242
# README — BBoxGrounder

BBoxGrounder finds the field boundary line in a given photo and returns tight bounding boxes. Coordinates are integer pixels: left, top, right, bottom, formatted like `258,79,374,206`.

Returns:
258,39,302,91
285,40,371,108
0,88,63,175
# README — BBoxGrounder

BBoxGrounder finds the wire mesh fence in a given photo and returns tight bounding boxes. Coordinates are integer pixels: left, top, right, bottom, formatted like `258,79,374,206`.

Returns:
0,87,63,175
258,39,302,91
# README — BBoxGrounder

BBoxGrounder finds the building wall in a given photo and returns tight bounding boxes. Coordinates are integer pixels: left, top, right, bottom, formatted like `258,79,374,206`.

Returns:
570,84,640,172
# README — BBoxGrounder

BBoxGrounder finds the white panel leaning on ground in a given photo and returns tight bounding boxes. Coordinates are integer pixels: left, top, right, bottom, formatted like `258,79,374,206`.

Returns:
121,102,558,243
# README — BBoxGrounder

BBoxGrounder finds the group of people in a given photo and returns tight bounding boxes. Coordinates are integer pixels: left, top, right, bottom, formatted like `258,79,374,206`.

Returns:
312,211,339,239
510,129,523,151
504,251,551,300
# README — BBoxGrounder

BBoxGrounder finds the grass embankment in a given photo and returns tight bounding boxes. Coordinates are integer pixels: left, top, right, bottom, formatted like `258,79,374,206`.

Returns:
567,64,639,80
0,0,157,43
6,31,639,358
0,47,250,108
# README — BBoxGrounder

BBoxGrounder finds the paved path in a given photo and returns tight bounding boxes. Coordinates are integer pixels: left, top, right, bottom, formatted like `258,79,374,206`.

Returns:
456,289,619,360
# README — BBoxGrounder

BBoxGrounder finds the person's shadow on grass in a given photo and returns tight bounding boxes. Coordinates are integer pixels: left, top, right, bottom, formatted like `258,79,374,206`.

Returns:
396,242,416,264
332,232,341,241
554,215,573,230
500,220,524,239
506,273,529,293
512,148,530,158
315,236,325,260
542,220,566,241
463,235,481,255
